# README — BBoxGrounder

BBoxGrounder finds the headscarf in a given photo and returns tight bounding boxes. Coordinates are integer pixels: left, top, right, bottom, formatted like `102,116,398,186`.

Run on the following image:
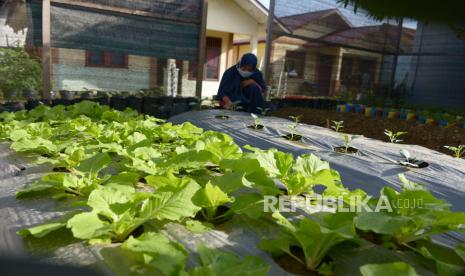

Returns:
239,53,258,69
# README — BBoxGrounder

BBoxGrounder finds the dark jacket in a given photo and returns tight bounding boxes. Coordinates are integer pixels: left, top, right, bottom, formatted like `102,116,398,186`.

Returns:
217,65,266,102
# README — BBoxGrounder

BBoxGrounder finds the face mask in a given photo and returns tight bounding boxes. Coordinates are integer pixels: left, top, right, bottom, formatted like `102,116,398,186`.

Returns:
237,65,254,78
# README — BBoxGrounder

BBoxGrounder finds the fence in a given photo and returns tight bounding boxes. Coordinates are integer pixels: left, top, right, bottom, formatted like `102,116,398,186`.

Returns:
267,0,465,110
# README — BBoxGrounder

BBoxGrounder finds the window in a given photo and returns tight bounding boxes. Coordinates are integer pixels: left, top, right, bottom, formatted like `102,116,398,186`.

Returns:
85,50,128,68
285,51,305,78
189,37,222,80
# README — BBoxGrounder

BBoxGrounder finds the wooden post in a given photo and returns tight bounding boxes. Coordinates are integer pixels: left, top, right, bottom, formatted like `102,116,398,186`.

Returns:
195,0,208,98
264,0,276,85
42,0,52,100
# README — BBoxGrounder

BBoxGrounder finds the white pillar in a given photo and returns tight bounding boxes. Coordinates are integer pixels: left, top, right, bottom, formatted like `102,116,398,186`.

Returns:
251,32,259,55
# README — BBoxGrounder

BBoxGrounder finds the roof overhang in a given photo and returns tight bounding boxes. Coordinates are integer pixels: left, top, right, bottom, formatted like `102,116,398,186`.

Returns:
233,0,291,33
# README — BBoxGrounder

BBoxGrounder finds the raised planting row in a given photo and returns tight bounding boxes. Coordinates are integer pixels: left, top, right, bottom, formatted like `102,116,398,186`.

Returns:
171,110,465,213
1,95,200,119
1,101,465,275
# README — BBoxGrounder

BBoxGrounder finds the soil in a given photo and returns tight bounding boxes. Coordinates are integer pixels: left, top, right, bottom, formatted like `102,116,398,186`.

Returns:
333,146,358,154
215,115,230,120
273,246,325,275
282,134,303,141
52,167,71,172
247,124,264,130
194,205,232,225
400,159,430,168
272,107,465,157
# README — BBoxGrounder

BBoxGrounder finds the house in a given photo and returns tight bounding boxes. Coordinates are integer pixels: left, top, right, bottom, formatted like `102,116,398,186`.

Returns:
179,0,288,97
4,0,285,98
265,9,416,97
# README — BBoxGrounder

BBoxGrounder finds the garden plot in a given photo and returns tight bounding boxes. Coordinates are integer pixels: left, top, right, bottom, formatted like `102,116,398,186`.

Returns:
2,102,465,276
170,110,465,213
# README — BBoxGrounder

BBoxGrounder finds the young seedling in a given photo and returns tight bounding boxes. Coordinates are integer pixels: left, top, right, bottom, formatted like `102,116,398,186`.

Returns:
384,129,407,143
399,149,428,168
286,115,302,141
230,100,242,112
444,145,465,158
331,120,344,132
341,134,358,153
257,107,270,116
250,113,264,129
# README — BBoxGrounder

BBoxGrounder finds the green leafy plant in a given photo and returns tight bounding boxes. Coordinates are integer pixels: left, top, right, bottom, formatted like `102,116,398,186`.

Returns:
360,262,418,276
338,134,359,153
257,107,270,116
260,211,356,272
287,115,302,140
244,146,344,196
251,113,263,128
384,129,407,143
331,120,344,132
354,182,465,245
444,145,465,158
0,47,42,98
101,232,189,275
190,243,270,276
192,182,232,223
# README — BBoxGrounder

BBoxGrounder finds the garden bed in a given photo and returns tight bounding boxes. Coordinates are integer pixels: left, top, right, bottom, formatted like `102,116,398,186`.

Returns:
1,103,465,276
272,107,465,157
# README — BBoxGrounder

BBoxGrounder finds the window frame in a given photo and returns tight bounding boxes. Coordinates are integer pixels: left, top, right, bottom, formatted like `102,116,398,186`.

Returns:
85,50,128,69
285,50,306,79
188,36,222,81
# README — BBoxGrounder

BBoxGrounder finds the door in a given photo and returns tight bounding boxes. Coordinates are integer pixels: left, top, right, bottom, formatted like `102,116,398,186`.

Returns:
317,55,334,95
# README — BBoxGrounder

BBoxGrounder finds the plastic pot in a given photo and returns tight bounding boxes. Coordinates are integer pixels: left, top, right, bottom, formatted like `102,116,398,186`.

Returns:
1,101,24,112
364,107,372,117
374,107,383,118
127,96,144,113
418,115,426,124
186,97,200,111
171,102,188,116
59,90,75,100
388,110,398,119
336,105,346,113
3,89,18,102
110,96,128,111
143,97,171,118
23,89,39,100
25,99,43,110
354,104,364,114
439,119,449,127
345,103,353,112
52,99,75,106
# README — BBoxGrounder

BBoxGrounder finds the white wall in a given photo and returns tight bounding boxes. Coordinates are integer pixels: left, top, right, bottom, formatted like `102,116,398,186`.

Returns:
207,0,259,36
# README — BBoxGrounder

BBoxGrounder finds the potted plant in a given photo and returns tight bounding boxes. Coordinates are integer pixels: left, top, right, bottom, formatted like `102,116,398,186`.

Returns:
0,47,42,103
388,108,398,119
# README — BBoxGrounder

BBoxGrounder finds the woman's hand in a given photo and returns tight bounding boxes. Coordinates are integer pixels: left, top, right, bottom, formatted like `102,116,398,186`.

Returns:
241,79,257,88
222,96,233,109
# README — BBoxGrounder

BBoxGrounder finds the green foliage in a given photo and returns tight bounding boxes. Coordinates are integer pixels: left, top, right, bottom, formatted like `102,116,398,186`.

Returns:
287,115,302,140
4,101,465,275
360,262,418,276
444,145,465,158
190,243,270,276
384,129,408,143
260,211,356,272
0,47,42,97
331,120,344,132
354,185,465,244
